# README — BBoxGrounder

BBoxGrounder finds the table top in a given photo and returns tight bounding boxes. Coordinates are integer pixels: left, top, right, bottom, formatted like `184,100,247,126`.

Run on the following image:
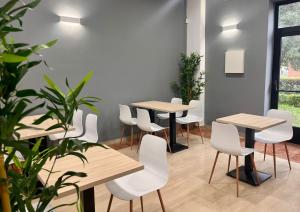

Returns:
216,113,286,131
17,115,74,140
131,101,192,113
38,147,144,198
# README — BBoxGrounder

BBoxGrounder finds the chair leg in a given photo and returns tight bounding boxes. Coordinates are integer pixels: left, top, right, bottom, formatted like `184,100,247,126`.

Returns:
186,124,190,147
227,155,231,173
209,151,220,184
130,200,133,212
157,189,166,212
163,129,172,153
250,154,260,185
179,124,184,137
107,194,113,212
130,126,134,150
284,143,291,170
264,144,267,161
137,131,143,153
140,196,144,212
198,125,204,144
120,126,125,145
236,156,239,197
272,144,277,178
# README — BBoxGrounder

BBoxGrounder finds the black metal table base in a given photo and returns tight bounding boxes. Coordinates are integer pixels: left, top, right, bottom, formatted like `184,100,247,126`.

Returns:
227,166,272,186
80,187,95,212
167,143,188,153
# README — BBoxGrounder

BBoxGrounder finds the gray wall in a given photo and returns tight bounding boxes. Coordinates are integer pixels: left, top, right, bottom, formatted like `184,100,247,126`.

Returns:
205,0,273,123
16,0,186,141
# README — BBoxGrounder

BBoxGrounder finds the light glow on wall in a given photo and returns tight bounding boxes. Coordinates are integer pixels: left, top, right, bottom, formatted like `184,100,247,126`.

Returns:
220,17,241,38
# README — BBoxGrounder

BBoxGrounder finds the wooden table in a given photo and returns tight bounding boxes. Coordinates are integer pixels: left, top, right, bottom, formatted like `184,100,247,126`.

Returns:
18,115,73,140
131,101,192,153
217,113,286,186
38,147,143,212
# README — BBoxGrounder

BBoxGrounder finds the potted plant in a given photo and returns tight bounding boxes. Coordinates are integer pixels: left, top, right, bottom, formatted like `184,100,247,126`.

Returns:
0,0,103,211
171,52,205,105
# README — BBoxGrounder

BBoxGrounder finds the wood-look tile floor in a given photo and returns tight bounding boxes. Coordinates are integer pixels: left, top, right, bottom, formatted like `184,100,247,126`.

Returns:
53,134,300,212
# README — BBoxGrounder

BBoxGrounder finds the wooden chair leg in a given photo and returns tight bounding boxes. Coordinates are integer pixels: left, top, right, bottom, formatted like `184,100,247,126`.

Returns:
272,144,277,178
130,200,133,212
227,155,231,173
209,151,220,184
250,154,260,185
130,126,134,150
284,143,291,170
163,129,172,153
120,126,125,145
140,196,144,212
107,194,113,212
186,124,190,146
157,189,166,212
137,131,144,153
179,124,184,137
264,144,267,161
198,125,204,144
236,156,239,197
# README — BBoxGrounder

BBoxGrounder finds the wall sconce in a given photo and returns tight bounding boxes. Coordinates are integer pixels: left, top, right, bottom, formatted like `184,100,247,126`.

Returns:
59,16,81,24
222,23,239,32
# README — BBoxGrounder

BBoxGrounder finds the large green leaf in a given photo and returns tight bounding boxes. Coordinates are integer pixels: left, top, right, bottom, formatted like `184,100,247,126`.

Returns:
0,53,27,62
43,75,65,97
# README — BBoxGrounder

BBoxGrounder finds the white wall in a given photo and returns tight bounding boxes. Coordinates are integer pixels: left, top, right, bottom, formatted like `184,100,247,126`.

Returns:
186,0,206,124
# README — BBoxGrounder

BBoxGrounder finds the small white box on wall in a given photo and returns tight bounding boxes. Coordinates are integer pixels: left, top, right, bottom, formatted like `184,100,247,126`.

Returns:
225,50,245,74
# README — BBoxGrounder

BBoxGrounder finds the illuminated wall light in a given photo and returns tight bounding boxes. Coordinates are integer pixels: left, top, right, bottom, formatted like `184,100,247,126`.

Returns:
59,16,81,24
222,23,239,32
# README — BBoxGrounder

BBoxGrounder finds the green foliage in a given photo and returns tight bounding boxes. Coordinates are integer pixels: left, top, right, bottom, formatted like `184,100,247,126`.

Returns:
279,78,300,91
171,53,205,104
278,3,300,70
0,1,103,211
279,92,300,107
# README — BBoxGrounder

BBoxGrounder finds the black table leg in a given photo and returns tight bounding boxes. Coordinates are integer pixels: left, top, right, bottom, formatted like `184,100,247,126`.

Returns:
148,109,155,122
227,128,272,186
168,113,188,153
80,187,95,212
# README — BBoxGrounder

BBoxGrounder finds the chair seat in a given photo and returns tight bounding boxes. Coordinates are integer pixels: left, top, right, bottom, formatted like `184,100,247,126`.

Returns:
106,169,167,201
49,130,82,141
176,115,202,124
157,113,169,120
77,135,98,143
121,118,137,126
240,147,255,156
149,123,165,132
255,130,291,144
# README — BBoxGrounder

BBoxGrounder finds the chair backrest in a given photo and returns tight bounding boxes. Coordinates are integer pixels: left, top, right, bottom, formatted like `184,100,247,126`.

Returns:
73,109,83,134
171,98,183,117
139,134,168,183
84,114,98,143
211,121,241,156
266,109,293,139
137,108,152,131
119,104,133,124
187,100,202,119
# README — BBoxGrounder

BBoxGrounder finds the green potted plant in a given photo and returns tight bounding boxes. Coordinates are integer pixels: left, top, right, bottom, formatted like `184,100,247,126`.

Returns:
0,0,103,211
171,52,205,105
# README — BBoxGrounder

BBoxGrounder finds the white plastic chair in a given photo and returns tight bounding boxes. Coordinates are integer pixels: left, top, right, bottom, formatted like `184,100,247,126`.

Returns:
176,100,204,146
106,134,168,212
255,109,293,178
137,109,171,152
208,122,260,197
49,109,84,141
119,104,138,150
77,114,98,143
157,98,183,119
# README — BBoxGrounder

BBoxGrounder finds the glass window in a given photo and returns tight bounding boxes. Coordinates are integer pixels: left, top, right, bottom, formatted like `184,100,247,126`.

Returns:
279,2,300,28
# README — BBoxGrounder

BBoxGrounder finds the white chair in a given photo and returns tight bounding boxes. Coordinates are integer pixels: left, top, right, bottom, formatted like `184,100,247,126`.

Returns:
49,109,84,141
77,114,98,143
119,104,138,150
208,122,260,197
157,98,183,119
4,151,24,165
106,134,168,212
137,109,171,152
255,109,293,178
176,100,204,146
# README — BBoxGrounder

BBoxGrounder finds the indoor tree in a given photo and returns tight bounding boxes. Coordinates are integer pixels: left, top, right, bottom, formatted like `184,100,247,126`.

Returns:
0,0,103,211
171,52,205,105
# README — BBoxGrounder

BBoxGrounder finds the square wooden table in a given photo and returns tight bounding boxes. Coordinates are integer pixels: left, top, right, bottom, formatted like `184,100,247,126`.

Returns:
38,146,143,212
217,113,286,186
131,101,192,153
18,115,74,140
